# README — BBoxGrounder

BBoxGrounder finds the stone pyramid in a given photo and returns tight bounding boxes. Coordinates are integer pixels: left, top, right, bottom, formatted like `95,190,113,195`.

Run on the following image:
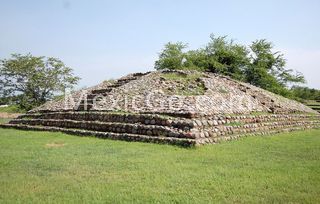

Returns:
2,70,319,146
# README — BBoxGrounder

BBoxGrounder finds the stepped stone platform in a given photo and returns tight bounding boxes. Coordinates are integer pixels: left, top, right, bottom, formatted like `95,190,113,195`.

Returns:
1,70,319,146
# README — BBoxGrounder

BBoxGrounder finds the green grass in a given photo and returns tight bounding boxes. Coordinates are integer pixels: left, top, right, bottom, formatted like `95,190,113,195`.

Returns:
0,118,11,124
0,128,320,203
305,100,320,106
310,107,320,111
307,104,320,107
305,100,320,112
103,78,116,84
305,100,320,113
308,105,320,108
161,72,203,81
0,105,25,113
225,121,245,126
161,72,206,96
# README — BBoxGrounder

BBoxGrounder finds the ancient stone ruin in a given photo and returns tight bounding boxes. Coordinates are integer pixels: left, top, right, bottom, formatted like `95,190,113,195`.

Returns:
1,70,320,146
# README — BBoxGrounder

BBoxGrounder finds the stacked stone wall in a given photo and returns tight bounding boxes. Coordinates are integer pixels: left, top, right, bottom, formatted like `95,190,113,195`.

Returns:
1,111,319,146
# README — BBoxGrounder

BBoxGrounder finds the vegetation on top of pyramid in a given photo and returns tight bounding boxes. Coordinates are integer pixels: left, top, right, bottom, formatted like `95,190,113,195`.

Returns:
160,72,206,96
154,34,305,98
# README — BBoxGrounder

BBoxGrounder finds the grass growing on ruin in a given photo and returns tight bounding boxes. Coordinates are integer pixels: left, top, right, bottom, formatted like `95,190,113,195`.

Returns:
161,72,206,96
226,121,244,126
305,100,320,113
161,72,203,81
0,128,320,203
305,100,320,106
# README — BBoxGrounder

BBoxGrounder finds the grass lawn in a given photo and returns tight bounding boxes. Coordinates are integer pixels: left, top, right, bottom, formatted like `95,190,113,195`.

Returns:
0,118,11,124
0,128,320,203
0,105,23,123
0,105,25,113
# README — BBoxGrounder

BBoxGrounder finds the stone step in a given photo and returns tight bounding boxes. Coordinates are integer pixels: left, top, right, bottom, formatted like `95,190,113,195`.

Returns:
222,119,320,129
76,104,94,111
90,74,146,95
11,117,319,141
78,98,103,103
9,119,193,139
192,121,320,139
223,125,320,141
77,101,94,105
86,95,107,100
0,124,195,147
189,114,320,128
215,119,319,132
18,112,193,129
77,98,108,106
89,84,126,95
201,125,319,144
91,88,113,94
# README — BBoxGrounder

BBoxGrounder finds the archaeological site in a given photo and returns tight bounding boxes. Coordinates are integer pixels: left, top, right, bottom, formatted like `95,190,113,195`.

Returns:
1,70,320,146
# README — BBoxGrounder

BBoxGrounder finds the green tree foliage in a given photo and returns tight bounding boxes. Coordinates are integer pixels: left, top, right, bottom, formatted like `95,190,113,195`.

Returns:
0,53,80,110
154,42,187,70
291,86,320,101
154,35,305,97
244,40,305,96
0,95,20,106
202,35,249,80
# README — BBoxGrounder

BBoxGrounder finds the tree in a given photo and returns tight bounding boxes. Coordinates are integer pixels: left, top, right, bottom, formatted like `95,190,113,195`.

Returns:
0,53,80,110
244,40,305,96
154,34,306,97
155,36,250,80
154,42,187,70
291,86,320,101
201,35,249,80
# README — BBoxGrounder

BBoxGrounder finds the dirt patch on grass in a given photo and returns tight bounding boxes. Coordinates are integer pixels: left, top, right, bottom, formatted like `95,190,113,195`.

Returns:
0,112,21,119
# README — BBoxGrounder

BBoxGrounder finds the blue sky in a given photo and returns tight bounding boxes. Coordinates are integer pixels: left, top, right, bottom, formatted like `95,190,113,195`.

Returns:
1,0,319,89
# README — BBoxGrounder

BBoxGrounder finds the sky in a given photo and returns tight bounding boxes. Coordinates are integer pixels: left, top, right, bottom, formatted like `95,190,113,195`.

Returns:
0,0,319,89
